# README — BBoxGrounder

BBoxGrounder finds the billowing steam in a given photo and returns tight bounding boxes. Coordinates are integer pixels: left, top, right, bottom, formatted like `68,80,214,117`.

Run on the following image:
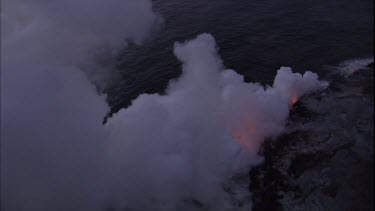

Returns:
1,0,160,210
1,0,162,91
1,1,326,211
334,57,374,76
105,34,327,210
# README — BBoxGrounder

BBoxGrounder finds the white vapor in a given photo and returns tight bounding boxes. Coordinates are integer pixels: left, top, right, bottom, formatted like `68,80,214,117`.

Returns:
1,0,160,210
1,1,326,210
105,34,327,210
1,0,162,91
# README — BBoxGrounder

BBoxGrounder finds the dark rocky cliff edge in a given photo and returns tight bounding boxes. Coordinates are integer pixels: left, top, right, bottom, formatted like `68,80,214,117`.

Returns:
250,63,374,211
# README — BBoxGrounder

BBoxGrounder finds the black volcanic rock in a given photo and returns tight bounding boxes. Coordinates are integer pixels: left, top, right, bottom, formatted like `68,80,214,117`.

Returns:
250,67,374,211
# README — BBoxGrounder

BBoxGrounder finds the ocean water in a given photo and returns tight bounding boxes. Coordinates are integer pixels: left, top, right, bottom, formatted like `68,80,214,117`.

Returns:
107,0,374,115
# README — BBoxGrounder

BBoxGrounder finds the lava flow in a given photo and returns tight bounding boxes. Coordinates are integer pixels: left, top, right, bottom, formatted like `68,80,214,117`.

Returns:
291,96,298,106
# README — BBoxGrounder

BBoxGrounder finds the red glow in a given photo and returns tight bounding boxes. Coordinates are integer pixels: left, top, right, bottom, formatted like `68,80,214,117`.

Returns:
291,96,298,105
231,122,257,149
232,134,243,142
352,69,360,73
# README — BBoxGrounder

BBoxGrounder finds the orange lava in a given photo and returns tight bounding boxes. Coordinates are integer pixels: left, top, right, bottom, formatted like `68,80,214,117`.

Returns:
291,96,298,106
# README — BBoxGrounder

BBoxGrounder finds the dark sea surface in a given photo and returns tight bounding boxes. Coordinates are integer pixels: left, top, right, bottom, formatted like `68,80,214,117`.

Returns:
107,0,374,114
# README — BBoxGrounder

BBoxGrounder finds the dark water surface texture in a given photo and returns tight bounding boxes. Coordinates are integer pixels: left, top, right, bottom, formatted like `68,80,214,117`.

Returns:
107,0,374,114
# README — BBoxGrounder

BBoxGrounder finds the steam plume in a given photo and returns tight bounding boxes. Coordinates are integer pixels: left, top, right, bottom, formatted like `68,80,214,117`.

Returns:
105,34,327,210
1,0,160,210
1,1,326,210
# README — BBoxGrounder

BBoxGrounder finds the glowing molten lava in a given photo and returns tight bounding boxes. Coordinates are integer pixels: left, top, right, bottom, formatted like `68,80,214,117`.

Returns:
291,96,298,106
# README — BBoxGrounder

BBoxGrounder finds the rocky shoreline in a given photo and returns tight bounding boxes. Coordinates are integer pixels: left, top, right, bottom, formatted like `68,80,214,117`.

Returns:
250,63,374,211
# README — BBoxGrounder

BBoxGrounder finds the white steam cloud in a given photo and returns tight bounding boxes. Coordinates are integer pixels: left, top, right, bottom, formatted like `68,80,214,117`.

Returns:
1,0,162,91
105,34,327,210
1,1,326,211
1,0,160,210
